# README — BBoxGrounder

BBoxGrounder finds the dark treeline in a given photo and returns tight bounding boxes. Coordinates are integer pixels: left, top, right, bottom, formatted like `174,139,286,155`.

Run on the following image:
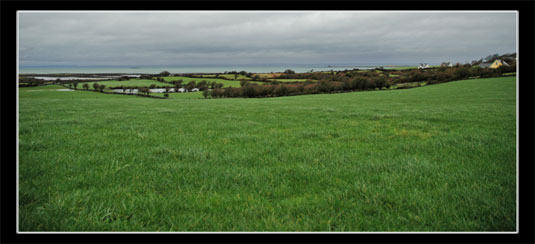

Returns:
207,63,515,99
19,77,113,87
145,79,224,91
68,83,168,99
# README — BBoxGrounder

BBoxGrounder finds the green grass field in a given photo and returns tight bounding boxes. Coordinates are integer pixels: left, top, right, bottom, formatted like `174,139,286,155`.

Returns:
19,77,516,232
218,74,251,80
85,79,169,88
161,76,262,88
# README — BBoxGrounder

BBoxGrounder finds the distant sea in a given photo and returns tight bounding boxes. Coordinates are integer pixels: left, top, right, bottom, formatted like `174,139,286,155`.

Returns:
18,65,405,74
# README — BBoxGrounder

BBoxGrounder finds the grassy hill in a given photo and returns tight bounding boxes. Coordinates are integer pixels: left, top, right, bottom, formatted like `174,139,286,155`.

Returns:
18,77,516,231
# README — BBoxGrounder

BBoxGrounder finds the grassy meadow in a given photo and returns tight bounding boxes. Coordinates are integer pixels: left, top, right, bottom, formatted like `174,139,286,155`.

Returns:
85,79,169,88
18,77,516,231
161,76,263,87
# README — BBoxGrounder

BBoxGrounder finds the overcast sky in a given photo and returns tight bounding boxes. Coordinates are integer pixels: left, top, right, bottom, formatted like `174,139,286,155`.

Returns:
18,11,516,67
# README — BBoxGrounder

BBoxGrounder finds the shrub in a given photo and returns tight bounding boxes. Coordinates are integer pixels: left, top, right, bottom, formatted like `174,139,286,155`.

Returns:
202,89,210,98
318,80,333,93
164,93,169,98
373,76,387,89
98,84,106,92
240,80,250,87
83,83,89,90
242,84,258,98
275,85,289,96
211,88,224,98
454,67,471,80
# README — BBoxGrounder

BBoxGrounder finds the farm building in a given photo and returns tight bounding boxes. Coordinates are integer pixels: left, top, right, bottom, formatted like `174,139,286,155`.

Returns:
418,63,430,69
441,62,453,67
479,62,492,68
479,59,509,69
489,59,509,69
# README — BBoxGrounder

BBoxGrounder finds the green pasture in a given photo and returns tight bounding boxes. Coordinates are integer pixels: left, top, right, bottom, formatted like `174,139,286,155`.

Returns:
160,76,262,88
85,79,169,88
19,77,516,231
218,74,251,80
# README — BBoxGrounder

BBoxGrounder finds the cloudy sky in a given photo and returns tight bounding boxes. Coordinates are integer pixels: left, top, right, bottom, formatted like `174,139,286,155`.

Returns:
18,11,516,67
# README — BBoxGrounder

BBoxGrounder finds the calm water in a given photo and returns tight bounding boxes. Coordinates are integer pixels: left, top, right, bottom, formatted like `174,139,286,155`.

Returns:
34,76,116,81
19,65,387,74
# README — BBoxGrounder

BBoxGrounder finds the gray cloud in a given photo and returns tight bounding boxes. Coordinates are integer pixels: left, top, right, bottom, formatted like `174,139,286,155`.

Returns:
18,11,516,66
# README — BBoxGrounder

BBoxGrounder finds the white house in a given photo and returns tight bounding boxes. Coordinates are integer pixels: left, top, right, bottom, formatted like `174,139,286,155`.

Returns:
441,62,453,67
418,63,430,69
191,88,200,92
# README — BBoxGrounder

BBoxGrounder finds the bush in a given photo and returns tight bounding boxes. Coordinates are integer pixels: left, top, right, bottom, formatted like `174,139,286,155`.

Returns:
240,80,250,87
454,67,471,80
284,69,296,74
202,89,210,98
275,85,289,96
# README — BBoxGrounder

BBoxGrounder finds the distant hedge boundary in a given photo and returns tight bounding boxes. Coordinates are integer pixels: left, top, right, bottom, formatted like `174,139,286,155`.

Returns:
206,64,516,99
61,85,168,99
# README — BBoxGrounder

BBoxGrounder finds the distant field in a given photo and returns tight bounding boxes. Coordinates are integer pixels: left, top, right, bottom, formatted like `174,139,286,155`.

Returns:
85,79,169,88
255,73,284,78
19,77,516,231
218,74,251,80
384,66,417,70
161,76,263,88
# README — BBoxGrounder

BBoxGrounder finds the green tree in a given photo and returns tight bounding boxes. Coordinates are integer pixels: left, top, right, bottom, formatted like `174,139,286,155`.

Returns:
455,67,471,80
240,80,250,87
202,89,210,98
284,69,295,74
160,71,170,77
93,83,99,91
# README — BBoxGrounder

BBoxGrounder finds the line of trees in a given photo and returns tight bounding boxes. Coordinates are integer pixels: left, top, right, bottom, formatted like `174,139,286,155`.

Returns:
208,76,390,98
205,64,514,99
